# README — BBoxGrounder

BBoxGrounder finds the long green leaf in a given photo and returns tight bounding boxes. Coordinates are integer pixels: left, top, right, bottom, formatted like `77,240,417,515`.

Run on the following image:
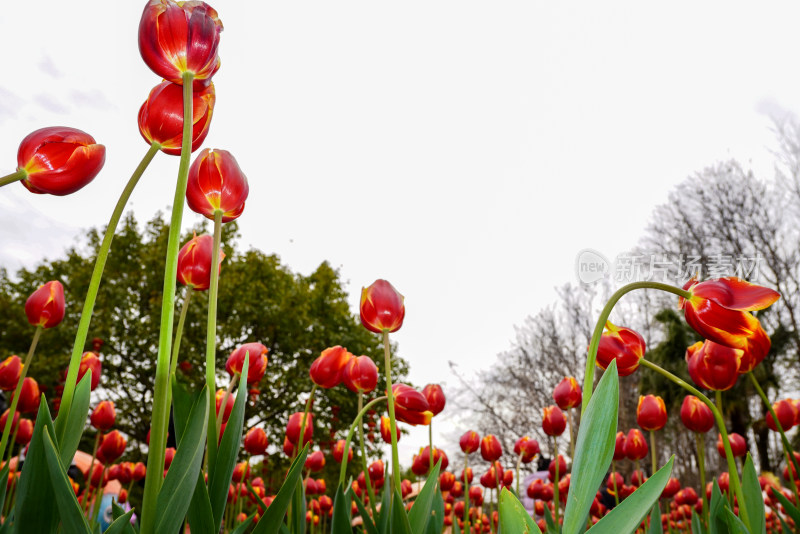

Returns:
708,480,727,534
0,461,10,522
722,507,750,534
105,502,135,534
377,476,391,533
498,487,542,534
172,375,201,445
331,484,353,534
425,488,445,534
14,395,59,534
771,487,800,526
647,503,663,534
41,427,91,534
390,487,413,534
231,514,255,534
252,444,309,534
408,458,442,533
589,456,674,534
351,490,378,534
691,511,707,534
186,468,216,534
741,453,766,534
59,372,92,467
153,386,209,534
543,498,556,533
563,360,619,534
209,358,249,531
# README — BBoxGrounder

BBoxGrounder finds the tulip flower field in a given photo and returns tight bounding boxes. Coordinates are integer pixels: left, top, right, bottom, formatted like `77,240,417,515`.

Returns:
1,2,799,534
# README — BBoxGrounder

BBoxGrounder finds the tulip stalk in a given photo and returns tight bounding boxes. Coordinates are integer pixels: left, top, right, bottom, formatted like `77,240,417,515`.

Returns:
205,209,224,460
168,289,193,381
582,282,692,414
357,393,379,518
514,453,523,497
140,71,194,534
382,330,402,496
0,169,27,188
552,436,560,528
639,358,751,531
463,454,471,533
695,433,708,525
611,460,619,506
338,396,387,487
649,430,658,476
0,326,41,461
56,141,160,442
296,384,317,461
567,409,576,461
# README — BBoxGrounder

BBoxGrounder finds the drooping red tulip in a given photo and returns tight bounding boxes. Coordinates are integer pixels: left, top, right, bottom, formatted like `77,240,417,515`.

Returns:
25,281,65,329
225,343,269,385
91,401,116,431
177,234,225,291
480,434,502,462
138,81,215,155
309,346,353,389
679,277,778,370
360,280,405,334
243,427,269,456
0,356,22,392
17,127,106,196
460,430,480,454
717,432,747,458
542,405,567,437
685,340,741,391
391,384,432,426
77,352,102,391
138,0,223,85
636,395,667,431
624,429,648,461
766,399,798,432
286,412,314,446
341,355,378,394
331,439,352,463
596,321,646,377
553,377,582,410
680,395,714,433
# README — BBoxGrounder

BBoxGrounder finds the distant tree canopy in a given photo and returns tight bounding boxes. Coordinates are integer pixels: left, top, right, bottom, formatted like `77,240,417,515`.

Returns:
0,212,408,487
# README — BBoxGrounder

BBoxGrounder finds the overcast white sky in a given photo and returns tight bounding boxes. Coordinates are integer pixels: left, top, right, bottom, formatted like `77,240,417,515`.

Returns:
2,1,799,464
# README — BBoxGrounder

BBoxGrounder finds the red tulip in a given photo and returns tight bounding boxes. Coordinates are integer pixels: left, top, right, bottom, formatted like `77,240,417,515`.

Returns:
17,127,105,196
132,462,146,481
138,0,223,85
97,430,127,464
138,81,215,155
368,460,384,481
460,467,474,484
186,148,249,223
439,471,455,491
717,432,747,458
379,416,400,444
341,355,378,394
402,479,414,498
243,427,269,456
662,477,681,499
613,431,626,461
91,401,116,431
766,400,798,432
0,411,19,435
418,446,449,471
460,430,480,454
391,384,432,426
331,439,352,463
14,419,33,445
514,436,540,463
232,461,249,482
25,281,65,329
360,280,405,334
675,487,698,506
0,356,22,391
480,434,502,462
553,377,582,410
177,233,225,291
77,352,102,391
680,277,778,370
309,346,353,389
686,340,741,391
624,429,648,461
542,405,567,437
305,450,325,473
596,322,646,377
215,389,234,423
422,384,446,416
631,469,647,487
636,395,667,431
606,472,623,494
225,343,269,385
12,378,39,413
319,495,333,513
286,412,313,446
548,455,567,482
680,395,714,433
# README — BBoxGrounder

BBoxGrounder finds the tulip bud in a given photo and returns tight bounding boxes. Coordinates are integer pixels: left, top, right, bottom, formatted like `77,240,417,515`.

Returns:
542,405,567,437
636,394,667,431
460,430,480,454
422,384,446,416
139,81,215,155
138,0,223,85
553,377,582,410
766,399,798,432
596,321,646,377
613,431,627,461
97,430,127,464
331,439,352,463
480,434,502,462
680,395,714,433
14,419,33,445
309,346,353,389
17,127,106,196
177,233,225,291
0,356,22,392
341,355,378,394
243,427,269,456
305,450,325,473
90,400,116,431
685,340,741,391
225,343,269,385
286,412,313,446
186,148,249,223
392,384,433,426
624,429,648,461
360,280,405,333
77,352,102,391
25,281,65,329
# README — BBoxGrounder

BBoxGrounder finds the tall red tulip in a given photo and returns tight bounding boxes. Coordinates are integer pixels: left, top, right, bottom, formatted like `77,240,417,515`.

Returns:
286,412,313,446
309,346,353,389
25,281,65,329
392,384,432,426
717,432,747,458
97,430,127,464
12,378,39,413
360,280,405,333
341,355,378,394
243,427,269,456
177,233,225,291
138,0,223,85
480,434,502,462
766,400,798,432
685,340,741,391
422,384,446,416
138,81,215,155
225,343,268,385
332,439,352,463
186,149,249,223
460,430,480,454
91,401,116,431
17,127,105,196
0,356,22,391
542,405,567,437
596,322,646,377
680,395,714,433
77,352,102,391
514,436,540,463
624,429,648,461
636,395,667,431
553,377,582,410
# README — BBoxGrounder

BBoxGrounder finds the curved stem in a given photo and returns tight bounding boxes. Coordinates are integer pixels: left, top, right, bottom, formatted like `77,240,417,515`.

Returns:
695,433,707,525
582,282,691,413
55,142,160,441
639,358,750,530
382,330,402,496
338,396,388,487
357,393,378,518
169,289,193,381
0,169,26,188
716,390,723,419
0,326,41,460
140,72,193,534
206,209,223,460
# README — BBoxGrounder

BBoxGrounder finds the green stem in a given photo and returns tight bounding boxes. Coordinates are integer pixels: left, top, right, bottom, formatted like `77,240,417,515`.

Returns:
55,142,160,442
338,396,388,487
582,282,692,414
169,289,193,381
747,372,800,503
0,169,26,188
639,358,751,530
297,384,317,458
611,460,619,506
553,436,560,527
357,393,378,519
88,465,107,529
83,433,101,516
696,433,707,526
215,374,239,439
382,330,402,497
0,326,41,460
515,453,523,497
650,430,657,476
716,390,723,420
429,421,434,474
463,454,471,532
205,209,223,463
567,409,575,460
140,72,194,534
